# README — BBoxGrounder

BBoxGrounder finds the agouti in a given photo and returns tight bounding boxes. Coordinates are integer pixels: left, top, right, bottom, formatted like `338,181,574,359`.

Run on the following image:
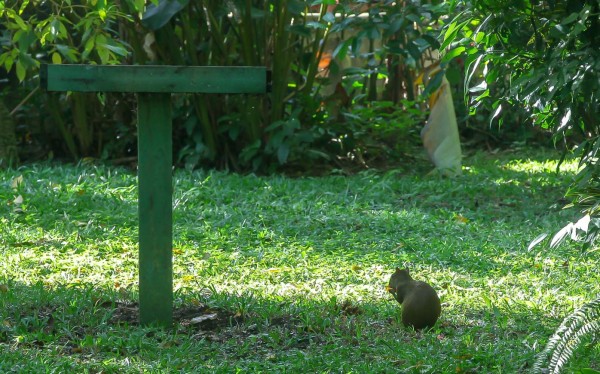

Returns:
387,268,441,330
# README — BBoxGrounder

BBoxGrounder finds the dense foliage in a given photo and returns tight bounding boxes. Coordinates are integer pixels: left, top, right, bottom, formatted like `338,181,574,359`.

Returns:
441,0,600,370
442,0,600,241
0,0,454,172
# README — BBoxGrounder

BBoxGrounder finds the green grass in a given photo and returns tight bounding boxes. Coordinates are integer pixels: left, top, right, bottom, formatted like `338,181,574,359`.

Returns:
1,149,599,373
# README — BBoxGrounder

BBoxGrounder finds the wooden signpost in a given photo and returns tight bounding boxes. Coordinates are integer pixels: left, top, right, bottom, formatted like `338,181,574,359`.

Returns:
40,64,268,326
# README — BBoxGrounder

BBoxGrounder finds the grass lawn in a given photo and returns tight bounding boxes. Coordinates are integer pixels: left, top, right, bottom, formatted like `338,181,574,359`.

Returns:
1,149,599,372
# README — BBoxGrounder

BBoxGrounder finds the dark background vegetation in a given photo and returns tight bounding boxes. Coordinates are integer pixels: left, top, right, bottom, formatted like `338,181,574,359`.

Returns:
0,0,553,175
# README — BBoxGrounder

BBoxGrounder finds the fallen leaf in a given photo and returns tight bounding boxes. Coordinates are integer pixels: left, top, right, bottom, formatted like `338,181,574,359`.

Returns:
0,284,8,293
340,300,362,315
266,266,291,273
11,175,23,189
70,347,83,354
190,313,218,324
161,340,178,348
454,214,469,223
12,195,24,213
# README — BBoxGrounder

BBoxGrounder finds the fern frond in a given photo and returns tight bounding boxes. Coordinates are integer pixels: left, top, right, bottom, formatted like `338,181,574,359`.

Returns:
534,296,600,374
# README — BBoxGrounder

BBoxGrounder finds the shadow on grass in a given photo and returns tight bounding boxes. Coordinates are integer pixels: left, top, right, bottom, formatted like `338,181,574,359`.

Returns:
0,153,583,370
1,275,546,372
1,278,416,371
2,154,578,290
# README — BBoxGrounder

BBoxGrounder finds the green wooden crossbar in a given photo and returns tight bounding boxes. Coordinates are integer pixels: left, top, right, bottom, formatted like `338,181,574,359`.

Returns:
40,64,267,327
40,65,267,93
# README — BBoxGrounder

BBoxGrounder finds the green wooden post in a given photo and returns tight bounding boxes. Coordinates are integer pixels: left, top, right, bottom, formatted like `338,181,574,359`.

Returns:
40,64,267,327
137,93,173,326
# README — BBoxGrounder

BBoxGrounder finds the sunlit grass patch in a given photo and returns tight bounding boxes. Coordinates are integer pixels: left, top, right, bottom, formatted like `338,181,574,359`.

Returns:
0,150,598,372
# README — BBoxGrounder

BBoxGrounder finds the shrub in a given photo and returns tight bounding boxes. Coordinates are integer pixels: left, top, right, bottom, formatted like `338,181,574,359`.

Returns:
1,0,448,172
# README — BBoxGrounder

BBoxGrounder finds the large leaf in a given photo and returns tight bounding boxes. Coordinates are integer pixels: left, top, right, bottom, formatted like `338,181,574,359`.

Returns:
141,0,189,31
421,75,462,176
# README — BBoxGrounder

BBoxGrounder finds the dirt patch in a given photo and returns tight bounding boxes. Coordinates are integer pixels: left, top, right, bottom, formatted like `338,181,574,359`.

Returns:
105,301,244,332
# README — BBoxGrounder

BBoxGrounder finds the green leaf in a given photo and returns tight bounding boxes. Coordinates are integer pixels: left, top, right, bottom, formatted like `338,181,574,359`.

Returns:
474,31,486,43
420,34,440,50
406,43,422,63
561,12,579,25
323,12,335,23
441,19,469,51
82,36,96,59
277,144,290,164
50,18,63,41
103,42,129,57
15,29,36,50
289,24,311,37
56,44,79,62
306,21,327,29
3,54,14,72
240,140,261,163
82,36,95,60
445,66,461,85
133,0,145,12
387,17,406,35
15,60,26,82
94,34,110,64
18,0,30,15
421,70,444,98
98,47,110,64
484,67,499,84
141,0,190,30
570,21,586,37
12,12,28,30
441,46,465,64
51,52,62,64
332,39,351,60
474,88,490,101
286,0,305,15
464,53,484,92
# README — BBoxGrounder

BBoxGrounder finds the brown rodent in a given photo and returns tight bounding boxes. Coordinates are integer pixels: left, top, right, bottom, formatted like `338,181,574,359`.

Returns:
387,268,441,330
